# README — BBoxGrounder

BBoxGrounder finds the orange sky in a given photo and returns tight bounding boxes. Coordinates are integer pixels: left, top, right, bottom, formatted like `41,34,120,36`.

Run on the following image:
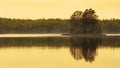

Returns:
0,0,120,19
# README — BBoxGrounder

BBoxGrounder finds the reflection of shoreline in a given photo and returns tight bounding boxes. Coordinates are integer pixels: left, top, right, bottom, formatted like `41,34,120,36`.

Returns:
0,37,70,48
70,37,101,63
0,37,119,63
0,37,119,48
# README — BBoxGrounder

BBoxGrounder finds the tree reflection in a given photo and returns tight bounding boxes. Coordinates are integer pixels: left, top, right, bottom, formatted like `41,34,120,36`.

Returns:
70,37,101,63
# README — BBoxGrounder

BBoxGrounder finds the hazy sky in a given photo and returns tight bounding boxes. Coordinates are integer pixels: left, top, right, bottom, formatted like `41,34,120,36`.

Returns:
0,0,120,19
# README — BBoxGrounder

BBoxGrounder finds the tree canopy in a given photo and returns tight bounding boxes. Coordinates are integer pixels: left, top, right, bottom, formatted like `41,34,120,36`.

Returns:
70,8,102,34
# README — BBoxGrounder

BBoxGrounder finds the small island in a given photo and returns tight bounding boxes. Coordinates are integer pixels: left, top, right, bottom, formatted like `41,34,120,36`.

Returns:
0,9,119,37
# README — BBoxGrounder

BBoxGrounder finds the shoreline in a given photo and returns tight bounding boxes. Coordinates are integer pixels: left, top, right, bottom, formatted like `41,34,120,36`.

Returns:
0,34,119,38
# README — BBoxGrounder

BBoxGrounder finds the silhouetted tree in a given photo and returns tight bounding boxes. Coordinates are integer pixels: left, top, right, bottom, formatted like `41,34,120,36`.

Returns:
70,11,83,34
70,8,102,34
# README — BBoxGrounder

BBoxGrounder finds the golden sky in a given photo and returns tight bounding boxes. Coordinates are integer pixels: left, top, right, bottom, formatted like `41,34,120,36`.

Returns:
0,0,120,19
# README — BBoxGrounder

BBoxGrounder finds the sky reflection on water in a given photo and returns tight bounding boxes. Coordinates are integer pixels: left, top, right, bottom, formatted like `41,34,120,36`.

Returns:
0,37,120,68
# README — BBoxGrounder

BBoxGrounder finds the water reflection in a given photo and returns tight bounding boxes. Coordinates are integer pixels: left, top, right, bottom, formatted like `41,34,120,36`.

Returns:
0,37,120,63
70,37,101,62
0,37,70,48
70,36,120,62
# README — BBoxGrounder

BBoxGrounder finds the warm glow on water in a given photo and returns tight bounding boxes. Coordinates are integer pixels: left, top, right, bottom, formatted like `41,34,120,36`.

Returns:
0,37,119,68
0,34,119,38
0,34,62,37
0,47,120,68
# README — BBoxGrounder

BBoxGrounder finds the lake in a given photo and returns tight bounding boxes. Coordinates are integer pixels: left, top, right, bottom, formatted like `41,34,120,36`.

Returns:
0,36,120,68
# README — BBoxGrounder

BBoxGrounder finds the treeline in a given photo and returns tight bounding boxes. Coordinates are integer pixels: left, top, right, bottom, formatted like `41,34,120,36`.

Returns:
99,19,120,33
0,18,70,33
0,18,119,33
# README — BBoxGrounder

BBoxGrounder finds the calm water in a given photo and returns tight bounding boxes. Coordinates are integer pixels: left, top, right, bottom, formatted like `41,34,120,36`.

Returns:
0,37,120,68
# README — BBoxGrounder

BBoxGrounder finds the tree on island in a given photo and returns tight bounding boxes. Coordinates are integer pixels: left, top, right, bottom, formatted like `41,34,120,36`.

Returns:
70,8,102,34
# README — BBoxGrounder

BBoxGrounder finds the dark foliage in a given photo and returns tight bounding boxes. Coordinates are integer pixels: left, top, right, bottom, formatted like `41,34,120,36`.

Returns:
70,8,102,34
0,17,119,34
0,18,70,33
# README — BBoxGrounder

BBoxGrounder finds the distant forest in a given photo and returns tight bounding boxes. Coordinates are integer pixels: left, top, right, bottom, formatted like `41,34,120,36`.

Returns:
0,18,119,33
